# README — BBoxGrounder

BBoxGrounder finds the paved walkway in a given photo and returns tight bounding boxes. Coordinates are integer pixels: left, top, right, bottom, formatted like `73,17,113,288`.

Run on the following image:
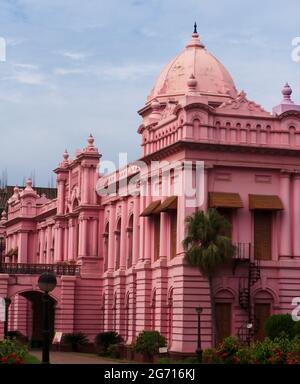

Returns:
30,350,127,364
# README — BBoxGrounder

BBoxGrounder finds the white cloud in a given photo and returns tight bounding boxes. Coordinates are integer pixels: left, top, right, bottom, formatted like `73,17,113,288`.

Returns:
11,72,46,85
54,67,86,76
98,63,162,80
58,50,90,61
53,63,162,80
13,63,39,70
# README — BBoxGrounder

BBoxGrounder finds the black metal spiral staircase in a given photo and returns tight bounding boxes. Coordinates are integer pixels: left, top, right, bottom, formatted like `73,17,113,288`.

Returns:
233,243,261,344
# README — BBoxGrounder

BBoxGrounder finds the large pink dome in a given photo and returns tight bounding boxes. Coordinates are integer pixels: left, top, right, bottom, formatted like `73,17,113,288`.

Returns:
147,30,238,104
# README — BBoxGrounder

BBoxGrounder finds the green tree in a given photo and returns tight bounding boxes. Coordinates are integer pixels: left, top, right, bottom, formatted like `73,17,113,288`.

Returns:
183,208,236,346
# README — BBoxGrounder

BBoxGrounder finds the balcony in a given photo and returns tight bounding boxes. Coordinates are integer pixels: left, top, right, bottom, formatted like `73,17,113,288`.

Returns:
0,262,80,276
234,243,253,261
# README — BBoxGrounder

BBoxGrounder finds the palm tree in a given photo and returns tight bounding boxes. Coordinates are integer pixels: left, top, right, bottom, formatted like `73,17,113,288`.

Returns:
183,208,236,347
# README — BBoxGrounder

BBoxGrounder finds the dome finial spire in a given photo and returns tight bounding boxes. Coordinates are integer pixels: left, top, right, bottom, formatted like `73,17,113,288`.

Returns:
194,22,197,34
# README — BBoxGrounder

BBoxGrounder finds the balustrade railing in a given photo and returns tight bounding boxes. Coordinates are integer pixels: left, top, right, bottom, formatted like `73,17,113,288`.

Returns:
0,262,80,276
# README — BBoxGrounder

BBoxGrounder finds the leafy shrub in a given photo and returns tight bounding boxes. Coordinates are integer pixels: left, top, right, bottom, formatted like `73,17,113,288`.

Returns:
94,332,123,355
215,337,242,364
203,335,300,364
134,331,166,359
0,339,28,364
294,320,300,336
62,332,89,352
265,314,296,340
106,344,121,359
7,330,28,345
203,348,222,364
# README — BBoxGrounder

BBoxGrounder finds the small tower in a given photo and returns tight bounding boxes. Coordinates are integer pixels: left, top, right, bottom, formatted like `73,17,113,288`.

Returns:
272,83,300,115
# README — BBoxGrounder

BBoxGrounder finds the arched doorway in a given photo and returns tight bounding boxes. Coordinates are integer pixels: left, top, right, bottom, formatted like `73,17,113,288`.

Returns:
20,291,56,348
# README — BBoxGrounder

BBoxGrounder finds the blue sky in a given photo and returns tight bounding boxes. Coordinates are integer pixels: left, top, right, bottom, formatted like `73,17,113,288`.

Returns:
0,0,299,186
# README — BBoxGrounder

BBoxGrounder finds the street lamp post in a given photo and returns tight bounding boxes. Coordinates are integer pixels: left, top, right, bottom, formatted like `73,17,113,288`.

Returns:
38,272,57,364
4,297,11,339
195,306,203,363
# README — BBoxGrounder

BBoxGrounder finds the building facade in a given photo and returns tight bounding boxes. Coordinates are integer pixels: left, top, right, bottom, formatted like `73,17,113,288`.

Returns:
1,28,300,353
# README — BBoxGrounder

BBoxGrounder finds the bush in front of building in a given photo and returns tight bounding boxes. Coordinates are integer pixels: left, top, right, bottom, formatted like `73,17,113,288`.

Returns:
134,330,166,361
264,314,297,340
94,331,123,356
203,335,300,364
7,330,28,345
61,332,89,352
106,343,121,359
0,338,28,364
214,336,243,364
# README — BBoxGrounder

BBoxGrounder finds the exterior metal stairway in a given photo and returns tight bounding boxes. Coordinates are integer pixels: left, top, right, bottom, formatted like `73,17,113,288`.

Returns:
233,244,261,344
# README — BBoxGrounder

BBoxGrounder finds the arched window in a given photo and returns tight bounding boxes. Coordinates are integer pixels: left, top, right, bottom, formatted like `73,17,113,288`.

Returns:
103,222,109,272
72,198,79,211
127,215,133,268
115,219,121,270
215,289,234,344
254,290,274,341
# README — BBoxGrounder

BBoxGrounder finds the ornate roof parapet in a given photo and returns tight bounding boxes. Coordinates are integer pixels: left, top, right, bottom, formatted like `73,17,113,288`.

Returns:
61,149,70,167
73,134,101,161
84,134,98,154
217,91,272,117
149,99,162,122
0,210,7,225
273,83,300,116
7,186,20,204
20,178,38,199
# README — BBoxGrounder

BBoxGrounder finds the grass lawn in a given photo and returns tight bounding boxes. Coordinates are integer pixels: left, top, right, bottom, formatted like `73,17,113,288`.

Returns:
24,354,41,364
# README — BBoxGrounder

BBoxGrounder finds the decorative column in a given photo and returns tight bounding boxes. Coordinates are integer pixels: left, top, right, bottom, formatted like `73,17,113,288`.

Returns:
132,197,140,265
280,171,292,257
57,175,66,215
81,164,89,205
138,195,145,262
64,224,68,261
68,219,74,261
46,226,52,264
159,212,168,260
54,224,63,262
91,218,98,257
201,166,210,212
119,200,127,269
80,218,88,256
143,180,152,262
176,163,197,255
18,231,28,263
39,229,45,264
292,172,300,257
107,204,115,271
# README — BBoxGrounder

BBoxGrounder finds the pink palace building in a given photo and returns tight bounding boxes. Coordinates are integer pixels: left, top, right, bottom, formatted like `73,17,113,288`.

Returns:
1,26,300,354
